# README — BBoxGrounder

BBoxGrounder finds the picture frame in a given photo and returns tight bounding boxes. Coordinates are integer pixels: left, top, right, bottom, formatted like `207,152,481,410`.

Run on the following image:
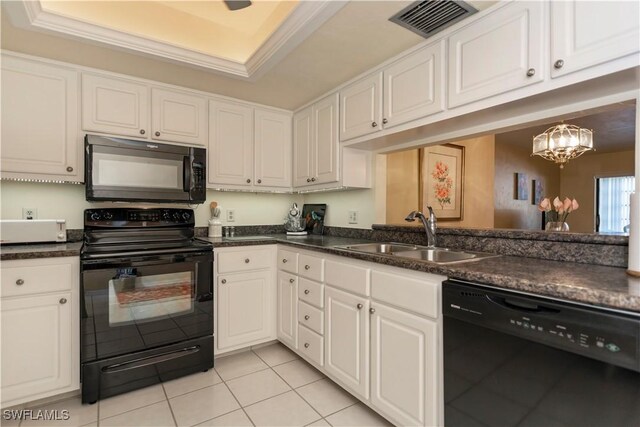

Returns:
419,144,465,220
532,179,544,205
515,172,529,201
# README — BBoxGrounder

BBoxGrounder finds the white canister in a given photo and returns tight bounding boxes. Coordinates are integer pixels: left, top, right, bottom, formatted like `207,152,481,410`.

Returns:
208,219,222,238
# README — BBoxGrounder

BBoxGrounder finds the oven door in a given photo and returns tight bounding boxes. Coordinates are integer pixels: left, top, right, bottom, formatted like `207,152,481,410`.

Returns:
81,251,213,364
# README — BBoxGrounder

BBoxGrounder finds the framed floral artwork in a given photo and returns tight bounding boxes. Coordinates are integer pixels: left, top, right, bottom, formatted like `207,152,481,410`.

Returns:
419,144,465,220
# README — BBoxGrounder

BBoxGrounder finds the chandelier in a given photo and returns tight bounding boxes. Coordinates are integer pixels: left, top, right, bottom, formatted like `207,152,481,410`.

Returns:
532,123,594,169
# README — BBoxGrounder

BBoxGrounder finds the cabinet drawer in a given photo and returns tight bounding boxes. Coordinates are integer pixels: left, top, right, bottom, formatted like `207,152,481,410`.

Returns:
217,248,272,273
298,278,324,308
298,301,324,335
325,260,370,296
278,248,298,274
298,254,324,282
1,257,76,297
371,270,440,318
298,325,324,366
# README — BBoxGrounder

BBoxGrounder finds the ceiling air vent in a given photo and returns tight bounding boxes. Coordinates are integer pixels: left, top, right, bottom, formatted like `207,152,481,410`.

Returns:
390,0,477,39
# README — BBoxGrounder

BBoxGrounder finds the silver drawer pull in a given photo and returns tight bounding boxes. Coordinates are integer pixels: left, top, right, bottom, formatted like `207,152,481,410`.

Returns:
245,258,250,263
304,289,310,295
289,278,295,283
304,343,310,348
282,259,288,263
369,308,376,314
59,298,67,304
16,279,24,285
304,265,310,270
221,279,227,284
357,303,363,310
304,315,310,320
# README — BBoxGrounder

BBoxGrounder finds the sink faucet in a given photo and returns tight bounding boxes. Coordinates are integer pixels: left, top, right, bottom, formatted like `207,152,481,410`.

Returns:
405,207,437,248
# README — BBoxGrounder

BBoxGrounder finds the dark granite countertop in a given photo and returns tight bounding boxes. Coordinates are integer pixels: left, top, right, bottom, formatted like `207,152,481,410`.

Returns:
2,235,637,313
1,241,83,260
200,234,640,313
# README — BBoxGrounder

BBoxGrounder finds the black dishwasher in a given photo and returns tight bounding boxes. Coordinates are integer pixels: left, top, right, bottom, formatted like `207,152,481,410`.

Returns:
443,280,640,427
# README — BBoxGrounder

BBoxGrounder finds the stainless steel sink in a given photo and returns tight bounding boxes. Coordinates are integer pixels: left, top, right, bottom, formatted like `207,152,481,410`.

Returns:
336,242,419,254
336,242,496,264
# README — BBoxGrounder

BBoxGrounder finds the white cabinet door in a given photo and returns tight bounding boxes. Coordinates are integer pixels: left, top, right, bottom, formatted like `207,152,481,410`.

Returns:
255,109,292,188
217,271,273,350
293,106,314,187
551,0,640,78
208,100,254,187
370,303,438,427
324,286,369,399
447,1,544,108
314,93,339,185
340,73,383,141
1,292,74,405
383,42,444,129
1,55,80,178
82,73,149,138
151,88,207,145
277,271,298,349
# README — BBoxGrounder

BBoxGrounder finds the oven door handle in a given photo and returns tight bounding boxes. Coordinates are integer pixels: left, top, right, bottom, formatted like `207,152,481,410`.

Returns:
101,346,200,373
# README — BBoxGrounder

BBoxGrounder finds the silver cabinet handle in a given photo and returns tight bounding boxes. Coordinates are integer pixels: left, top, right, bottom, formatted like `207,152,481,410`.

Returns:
246,179,251,184
304,343,310,348
304,265,310,270
59,298,67,304
155,131,161,137
369,307,376,314
311,177,316,182
139,129,146,135
289,278,295,283
307,178,311,183
66,166,74,172
304,315,310,320
245,258,250,263
282,258,288,263
304,289,310,295
554,59,564,69
382,118,388,125
257,179,262,184
16,279,24,285
357,303,363,310
221,279,227,284
372,121,378,128
526,68,536,77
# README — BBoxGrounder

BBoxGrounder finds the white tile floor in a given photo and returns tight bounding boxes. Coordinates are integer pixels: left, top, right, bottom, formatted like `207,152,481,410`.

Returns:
5,343,392,427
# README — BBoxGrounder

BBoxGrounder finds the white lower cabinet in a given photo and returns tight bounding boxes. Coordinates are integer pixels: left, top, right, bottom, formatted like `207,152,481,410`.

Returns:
0,257,79,408
216,246,276,353
277,271,298,349
324,286,370,400
370,303,438,427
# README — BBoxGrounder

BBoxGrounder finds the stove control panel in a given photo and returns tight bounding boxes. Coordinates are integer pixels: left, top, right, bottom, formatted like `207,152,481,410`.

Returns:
85,208,194,227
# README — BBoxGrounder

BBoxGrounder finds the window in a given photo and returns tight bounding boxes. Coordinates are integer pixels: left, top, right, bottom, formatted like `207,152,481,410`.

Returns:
596,176,635,233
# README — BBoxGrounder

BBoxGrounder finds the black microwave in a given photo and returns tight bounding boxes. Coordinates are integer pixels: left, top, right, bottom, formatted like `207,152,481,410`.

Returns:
85,134,206,204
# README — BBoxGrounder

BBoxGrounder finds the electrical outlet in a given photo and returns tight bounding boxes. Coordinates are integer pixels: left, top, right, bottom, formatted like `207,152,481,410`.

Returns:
22,208,37,220
226,209,235,222
348,210,358,224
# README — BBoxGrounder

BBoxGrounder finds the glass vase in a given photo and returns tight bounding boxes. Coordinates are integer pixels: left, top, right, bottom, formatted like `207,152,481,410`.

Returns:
545,221,570,232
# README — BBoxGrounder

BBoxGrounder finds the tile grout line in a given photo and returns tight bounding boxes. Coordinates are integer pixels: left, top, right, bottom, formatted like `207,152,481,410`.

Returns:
216,363,257,427
96,394,166,423
160,382,179,427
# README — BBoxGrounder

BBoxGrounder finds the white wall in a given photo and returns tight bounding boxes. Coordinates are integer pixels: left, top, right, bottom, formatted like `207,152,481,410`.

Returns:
0,181,302,229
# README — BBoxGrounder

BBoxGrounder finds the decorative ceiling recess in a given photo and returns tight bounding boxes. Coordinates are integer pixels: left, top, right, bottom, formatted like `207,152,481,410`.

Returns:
2,0,347,80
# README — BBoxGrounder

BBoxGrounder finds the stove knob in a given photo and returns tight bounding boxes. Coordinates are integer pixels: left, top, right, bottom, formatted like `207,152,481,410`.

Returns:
103,212,113,220
173,212,181,220
90,212,101,221
162,211,171,221
182,212,191,221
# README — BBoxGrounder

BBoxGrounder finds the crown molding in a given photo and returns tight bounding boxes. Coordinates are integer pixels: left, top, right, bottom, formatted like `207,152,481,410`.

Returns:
2,0,344,80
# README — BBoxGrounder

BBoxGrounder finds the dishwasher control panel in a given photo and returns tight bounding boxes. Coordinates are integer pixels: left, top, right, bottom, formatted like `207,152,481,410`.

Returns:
443,280,640,373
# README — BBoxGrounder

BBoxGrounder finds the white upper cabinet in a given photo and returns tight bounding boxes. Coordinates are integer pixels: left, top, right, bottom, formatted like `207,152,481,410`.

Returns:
254,109,292,188
82,73,149,138
1,55,80,180
151,88,207,145
313,94,340,185
447,1,544,108
550,0,640,78
208,100,254,187
383,41,445,129
293,106,314,187
340,73,383,141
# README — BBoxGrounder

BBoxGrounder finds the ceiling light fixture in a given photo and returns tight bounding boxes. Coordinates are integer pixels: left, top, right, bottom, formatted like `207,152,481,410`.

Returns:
224,0,252,11
532,123,594,169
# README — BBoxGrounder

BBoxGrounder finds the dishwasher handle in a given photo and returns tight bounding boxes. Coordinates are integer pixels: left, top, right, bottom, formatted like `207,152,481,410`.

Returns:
486,295,561,314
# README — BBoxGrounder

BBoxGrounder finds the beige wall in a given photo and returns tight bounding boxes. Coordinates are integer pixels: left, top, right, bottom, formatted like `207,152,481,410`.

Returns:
494,137,561,230
560,150,635,233
384,135,496,229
